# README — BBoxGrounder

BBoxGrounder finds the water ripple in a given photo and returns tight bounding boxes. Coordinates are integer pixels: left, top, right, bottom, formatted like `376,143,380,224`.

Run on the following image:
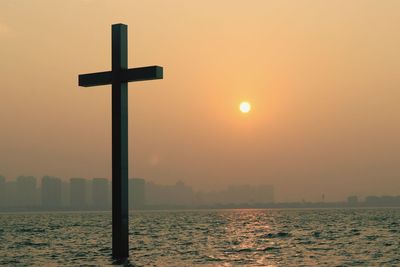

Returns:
0,209,399,265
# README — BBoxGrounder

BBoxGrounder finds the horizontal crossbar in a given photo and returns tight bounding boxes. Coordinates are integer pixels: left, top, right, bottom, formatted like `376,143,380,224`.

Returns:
78,66,163,87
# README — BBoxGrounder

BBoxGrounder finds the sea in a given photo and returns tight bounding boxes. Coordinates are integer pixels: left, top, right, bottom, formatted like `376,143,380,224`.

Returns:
0,208,399,266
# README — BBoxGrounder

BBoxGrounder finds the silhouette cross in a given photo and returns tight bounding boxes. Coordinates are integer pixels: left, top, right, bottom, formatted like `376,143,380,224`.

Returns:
78,23,163,259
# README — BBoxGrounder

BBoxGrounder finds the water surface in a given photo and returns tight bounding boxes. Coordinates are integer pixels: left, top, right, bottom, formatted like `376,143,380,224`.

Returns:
0,209,399,266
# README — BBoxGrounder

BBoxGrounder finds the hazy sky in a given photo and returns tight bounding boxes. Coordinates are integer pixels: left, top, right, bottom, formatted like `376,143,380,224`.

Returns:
1,1,399,201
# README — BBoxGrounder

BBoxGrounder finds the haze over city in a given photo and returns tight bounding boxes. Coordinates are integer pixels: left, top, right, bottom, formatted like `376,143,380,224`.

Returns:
1,1,400,202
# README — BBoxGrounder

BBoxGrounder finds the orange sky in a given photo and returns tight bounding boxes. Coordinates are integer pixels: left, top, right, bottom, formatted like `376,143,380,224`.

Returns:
0,1,400,201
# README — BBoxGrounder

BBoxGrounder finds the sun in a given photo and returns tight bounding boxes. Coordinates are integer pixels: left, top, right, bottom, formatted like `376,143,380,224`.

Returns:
239,101,251,113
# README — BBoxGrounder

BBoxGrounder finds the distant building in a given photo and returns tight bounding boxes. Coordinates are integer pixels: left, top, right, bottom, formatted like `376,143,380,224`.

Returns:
70,178,87,209
365,195,380,204
16,176,37,207
172,181,194,206
365,195,400,206
347,195,358,204
61,180,70,207
251,185,274,203
41,176,62,208
92,178,109,209
0,176,5,207
129,178,145,209
195,184,274,206
380,195,400,205
5,181,17,207
146,180,194,206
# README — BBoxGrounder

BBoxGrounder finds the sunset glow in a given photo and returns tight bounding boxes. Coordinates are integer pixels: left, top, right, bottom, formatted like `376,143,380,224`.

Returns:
1,0,399,204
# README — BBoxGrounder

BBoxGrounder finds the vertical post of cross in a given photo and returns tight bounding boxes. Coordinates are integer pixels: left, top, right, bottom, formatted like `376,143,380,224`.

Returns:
111,23,129,259
78,23,163,260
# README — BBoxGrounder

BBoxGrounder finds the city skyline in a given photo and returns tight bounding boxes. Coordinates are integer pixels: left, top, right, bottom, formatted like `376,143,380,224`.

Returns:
0,171,398,203
1,1,400,202
1,175,399,211
0,175,276,209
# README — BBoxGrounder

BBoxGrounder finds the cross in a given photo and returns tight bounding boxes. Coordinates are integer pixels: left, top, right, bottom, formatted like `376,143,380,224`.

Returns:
78,23,163,259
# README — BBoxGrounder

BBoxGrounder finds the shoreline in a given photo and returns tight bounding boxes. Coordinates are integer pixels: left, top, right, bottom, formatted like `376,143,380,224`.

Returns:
1,203,399,213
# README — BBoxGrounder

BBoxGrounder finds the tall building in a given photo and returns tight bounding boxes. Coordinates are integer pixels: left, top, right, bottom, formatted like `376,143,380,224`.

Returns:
129,178,145,209
5,181,17,207
41,176,62,208
92,178,109,210
0,176,5,207
16,176,37,207
61,180,70,207
70,178,87,209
